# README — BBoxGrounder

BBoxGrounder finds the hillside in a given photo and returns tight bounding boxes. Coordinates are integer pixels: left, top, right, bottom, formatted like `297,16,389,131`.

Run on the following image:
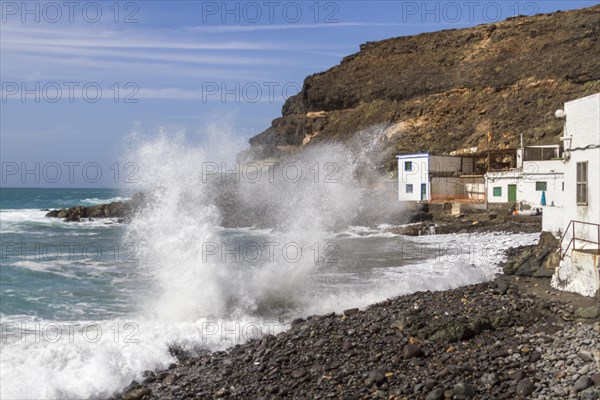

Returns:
245,5,600,172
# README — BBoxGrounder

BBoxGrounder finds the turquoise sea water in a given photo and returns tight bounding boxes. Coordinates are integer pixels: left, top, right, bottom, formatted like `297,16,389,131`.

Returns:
1,188,138,321
1,188,133,210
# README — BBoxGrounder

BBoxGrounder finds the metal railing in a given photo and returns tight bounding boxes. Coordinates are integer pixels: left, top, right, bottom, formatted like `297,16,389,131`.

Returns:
560,220,600,260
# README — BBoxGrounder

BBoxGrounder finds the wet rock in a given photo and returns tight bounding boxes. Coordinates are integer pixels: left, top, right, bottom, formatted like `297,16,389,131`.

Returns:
495,276,511,294
425,388,444,400
429,316,492,343
509,370,526,381
291,369,307,379
453,382,475,397
529,351,542,363
163,373,178,386
553,387,567,396
579,351,594,362
580,387,600,400
576,306,600,320
122,387,151,400
213,388,230,398
45,194,146,222
516,379,535,396
481,372,499,387
402,344,424,359
265,384,279,394
366,369,386,387
341,340,353,352
575,376,594,392
343,308,359,316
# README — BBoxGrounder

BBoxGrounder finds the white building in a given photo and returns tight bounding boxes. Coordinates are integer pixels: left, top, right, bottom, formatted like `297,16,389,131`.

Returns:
486,145,565,208
397,153,484,202
397,146,564,207
543,93,600,297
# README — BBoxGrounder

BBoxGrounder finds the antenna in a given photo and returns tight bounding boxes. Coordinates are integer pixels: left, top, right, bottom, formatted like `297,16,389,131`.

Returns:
555,109,566,119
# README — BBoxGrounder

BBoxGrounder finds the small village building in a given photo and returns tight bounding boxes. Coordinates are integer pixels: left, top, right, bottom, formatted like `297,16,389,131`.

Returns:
396,153,484,202
395,94,598,297
486,145,565,208
397,146,564,207
542,93,600,297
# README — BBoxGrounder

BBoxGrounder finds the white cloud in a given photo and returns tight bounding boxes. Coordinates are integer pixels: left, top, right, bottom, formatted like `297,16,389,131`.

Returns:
184,22,402,33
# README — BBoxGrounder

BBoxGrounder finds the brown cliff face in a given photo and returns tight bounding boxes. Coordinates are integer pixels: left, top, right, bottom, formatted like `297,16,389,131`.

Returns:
247,5,600,172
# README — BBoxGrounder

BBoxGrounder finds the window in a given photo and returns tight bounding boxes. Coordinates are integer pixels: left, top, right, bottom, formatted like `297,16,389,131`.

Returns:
562,182,564,191
535,182,547,191
406,184,413,193
577,162,588,205
493,187,502,197
404,161,412,171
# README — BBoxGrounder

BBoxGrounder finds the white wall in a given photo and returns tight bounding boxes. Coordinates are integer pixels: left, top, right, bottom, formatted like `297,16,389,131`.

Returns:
397,153,429,201
550,93,600,297
486,171,519,203
563,94,600,247
520,168,565,208
562,93,600,241
486,164,565,207
552,250,600,297
543,206,564,234
523,159,564,174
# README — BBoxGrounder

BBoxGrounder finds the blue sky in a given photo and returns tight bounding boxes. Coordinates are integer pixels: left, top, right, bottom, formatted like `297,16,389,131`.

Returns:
1,0,597,187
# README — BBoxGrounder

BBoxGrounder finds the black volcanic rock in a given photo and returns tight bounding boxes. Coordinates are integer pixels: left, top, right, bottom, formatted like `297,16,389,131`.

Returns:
500,231,559,277
112,278,600,400
45,192,146,222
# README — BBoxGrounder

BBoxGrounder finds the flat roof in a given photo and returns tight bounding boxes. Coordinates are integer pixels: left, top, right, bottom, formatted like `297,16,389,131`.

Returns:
524,145,560,148
565,92,600,106
396,152,429,159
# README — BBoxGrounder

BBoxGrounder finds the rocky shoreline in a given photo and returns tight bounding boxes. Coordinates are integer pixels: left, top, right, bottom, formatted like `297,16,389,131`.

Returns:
44,193,146,222
115,276,599,400
45,193,540,239
47,197,599,399
385,203,542,237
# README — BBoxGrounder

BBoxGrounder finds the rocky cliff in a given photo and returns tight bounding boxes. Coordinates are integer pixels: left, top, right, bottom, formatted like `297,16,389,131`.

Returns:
246,5,600,172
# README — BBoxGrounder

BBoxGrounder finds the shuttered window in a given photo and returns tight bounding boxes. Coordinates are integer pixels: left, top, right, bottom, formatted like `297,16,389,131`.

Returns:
576,162,588,205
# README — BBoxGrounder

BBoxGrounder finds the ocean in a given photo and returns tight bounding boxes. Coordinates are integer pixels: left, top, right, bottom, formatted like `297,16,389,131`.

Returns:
0,184,539,397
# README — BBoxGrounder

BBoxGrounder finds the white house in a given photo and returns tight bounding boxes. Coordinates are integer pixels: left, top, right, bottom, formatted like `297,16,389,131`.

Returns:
486,145,565,208
543,93,600,297
397,153,484,202
397,146,564,207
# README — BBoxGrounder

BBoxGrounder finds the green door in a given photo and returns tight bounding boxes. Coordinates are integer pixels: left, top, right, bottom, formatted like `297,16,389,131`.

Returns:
421,183,427,201
508,184,517,202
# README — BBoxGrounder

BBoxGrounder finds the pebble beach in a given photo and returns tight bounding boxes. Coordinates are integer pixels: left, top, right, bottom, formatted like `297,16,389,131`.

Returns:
116,276,600,400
